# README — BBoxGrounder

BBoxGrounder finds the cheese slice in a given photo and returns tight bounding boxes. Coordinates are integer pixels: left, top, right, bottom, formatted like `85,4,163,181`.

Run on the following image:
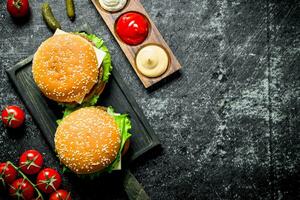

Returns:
54,29,106,69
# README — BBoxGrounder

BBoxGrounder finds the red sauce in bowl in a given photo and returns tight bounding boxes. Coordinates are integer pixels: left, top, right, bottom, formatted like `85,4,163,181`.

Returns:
115,12,149,45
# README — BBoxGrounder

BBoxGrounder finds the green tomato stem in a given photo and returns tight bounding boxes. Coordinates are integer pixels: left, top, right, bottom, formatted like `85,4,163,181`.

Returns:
7,161,44,200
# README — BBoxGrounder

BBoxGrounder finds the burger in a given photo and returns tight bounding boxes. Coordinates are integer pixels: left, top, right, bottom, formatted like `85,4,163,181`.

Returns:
54,106,131,176
32,29,112,105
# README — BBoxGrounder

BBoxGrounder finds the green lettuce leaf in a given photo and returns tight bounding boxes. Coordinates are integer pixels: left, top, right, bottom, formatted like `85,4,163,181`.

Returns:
106,106,132,172
56,95,100,125
83,95,99,107
78,32,112,82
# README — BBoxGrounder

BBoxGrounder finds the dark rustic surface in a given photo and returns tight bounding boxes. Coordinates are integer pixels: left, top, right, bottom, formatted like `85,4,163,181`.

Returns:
0,0,299,199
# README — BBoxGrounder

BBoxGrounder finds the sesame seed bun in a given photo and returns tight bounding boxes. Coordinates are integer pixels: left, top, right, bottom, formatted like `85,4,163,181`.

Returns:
54,107,121,174
32,34,101,103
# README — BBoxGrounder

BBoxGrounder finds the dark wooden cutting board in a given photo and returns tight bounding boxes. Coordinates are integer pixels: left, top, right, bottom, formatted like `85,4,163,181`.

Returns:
6,55,160,163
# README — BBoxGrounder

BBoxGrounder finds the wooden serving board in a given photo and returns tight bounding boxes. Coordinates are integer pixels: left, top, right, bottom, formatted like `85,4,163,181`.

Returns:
91,0,182,88
6,56,160,162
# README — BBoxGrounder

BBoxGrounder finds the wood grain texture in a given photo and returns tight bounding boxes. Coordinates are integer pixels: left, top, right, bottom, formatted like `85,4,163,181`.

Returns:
91,0,182,88
6,56,160,162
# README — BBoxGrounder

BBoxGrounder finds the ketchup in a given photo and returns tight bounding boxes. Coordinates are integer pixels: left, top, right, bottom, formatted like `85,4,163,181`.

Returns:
116,12,149,45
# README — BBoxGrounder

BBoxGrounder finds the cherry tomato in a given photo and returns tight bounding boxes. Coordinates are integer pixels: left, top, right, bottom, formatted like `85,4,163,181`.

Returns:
6,0,29,18
36,168,62,194
9,178,34,200
1,105,25,128
49,189,72,200
19,150,43,175
0,162,17,187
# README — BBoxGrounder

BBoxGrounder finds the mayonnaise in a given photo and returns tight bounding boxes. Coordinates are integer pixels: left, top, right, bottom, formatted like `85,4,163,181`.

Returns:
136,45,169,78
99,0,127,12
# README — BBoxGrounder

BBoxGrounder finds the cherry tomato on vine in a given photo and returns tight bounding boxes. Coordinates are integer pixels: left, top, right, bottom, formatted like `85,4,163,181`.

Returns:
36,168,62,194
1,105,25,128
19,150,43,175
0,162,17,187
9,178,34,200
49,189,72,200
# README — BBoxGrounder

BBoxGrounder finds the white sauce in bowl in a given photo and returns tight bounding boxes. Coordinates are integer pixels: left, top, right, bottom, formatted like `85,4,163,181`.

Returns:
136,44,169,78
99,0,127,12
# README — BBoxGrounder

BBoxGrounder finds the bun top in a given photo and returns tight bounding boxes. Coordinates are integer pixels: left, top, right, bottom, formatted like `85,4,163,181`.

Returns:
32,34,99,103
55,107,121,174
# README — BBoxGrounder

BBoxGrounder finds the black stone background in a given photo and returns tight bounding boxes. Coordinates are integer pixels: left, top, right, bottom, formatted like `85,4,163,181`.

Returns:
0,0,299,199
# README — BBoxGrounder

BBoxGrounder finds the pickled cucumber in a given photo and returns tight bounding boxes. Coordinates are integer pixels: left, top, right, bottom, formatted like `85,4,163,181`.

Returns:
42,3,61,32
65,0,75,21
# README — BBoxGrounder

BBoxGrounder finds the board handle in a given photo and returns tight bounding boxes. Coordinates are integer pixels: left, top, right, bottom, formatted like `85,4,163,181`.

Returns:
123,170,151,200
